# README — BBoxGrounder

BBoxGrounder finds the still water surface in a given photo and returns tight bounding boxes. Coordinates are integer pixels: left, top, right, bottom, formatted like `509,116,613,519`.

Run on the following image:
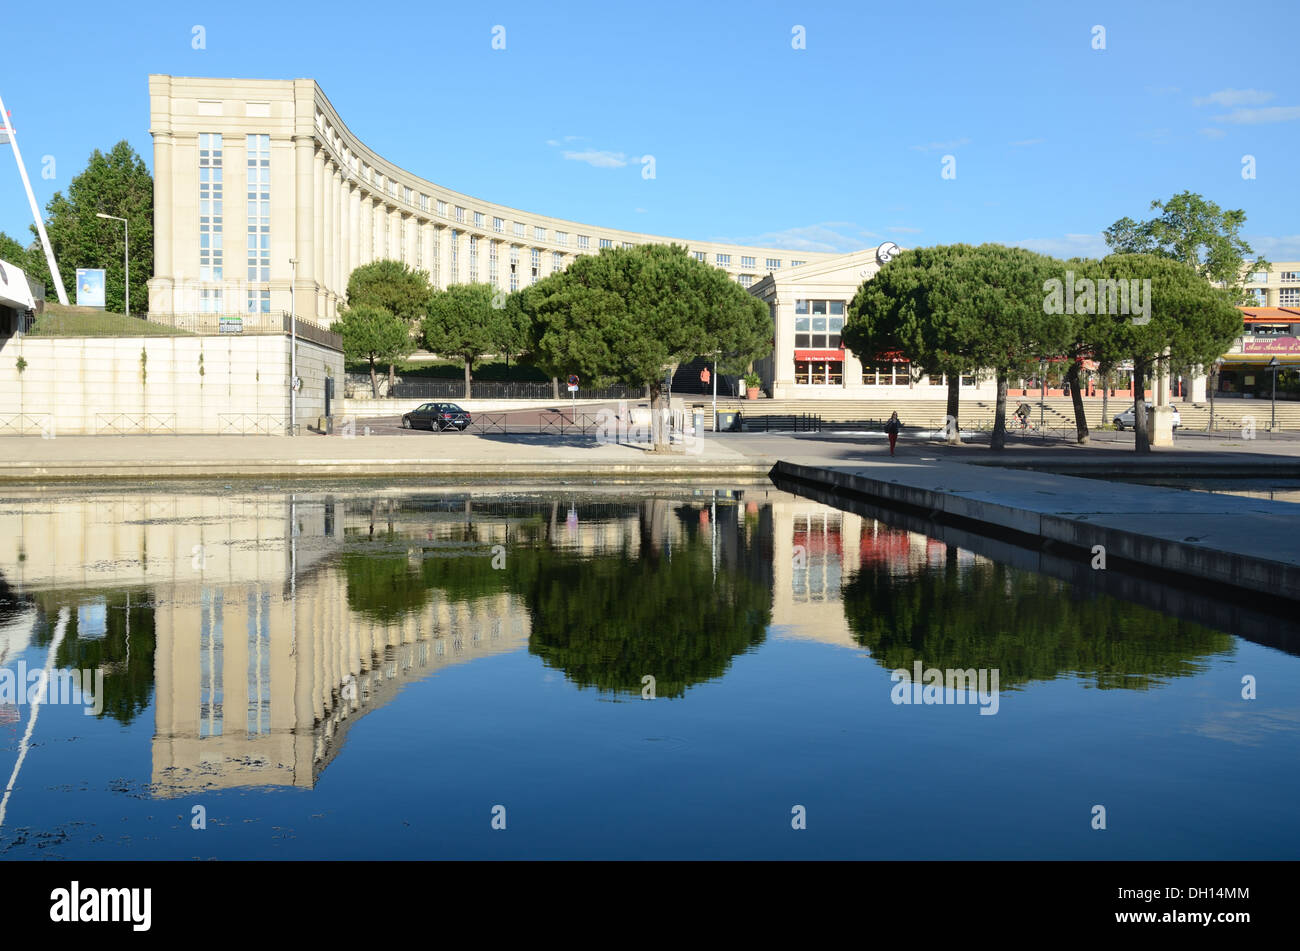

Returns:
0,482,1296,859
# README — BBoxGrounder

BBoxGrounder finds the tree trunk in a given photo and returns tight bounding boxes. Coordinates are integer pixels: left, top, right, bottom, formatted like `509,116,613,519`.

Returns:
552,376,559,400
463,357,472,401
369,358,380,399
990,372,1008,450
1067,360,1089,444
648,379,669,452
945,374,960,445
1208,364,1220,431
1100,369,1109,429
387,363,396,397
1133,356,1150,454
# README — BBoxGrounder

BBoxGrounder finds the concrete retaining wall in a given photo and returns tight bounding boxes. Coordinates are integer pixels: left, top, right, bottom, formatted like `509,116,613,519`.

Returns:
773,460,1300,602
0,335,343,434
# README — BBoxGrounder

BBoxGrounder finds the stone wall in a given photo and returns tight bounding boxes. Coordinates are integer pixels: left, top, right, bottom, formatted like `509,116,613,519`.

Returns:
0,334,342,435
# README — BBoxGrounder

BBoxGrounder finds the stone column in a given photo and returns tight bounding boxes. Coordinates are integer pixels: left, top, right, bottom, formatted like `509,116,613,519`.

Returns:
313,147,326,312
151,131,175,314
293,135,317,316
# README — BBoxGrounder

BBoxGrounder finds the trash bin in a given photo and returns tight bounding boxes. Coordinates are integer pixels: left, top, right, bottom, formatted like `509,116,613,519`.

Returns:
693,406,705,434
715,410,739,432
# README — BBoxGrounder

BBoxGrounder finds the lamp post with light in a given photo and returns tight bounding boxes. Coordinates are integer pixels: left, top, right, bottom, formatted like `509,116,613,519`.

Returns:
95,212,128,315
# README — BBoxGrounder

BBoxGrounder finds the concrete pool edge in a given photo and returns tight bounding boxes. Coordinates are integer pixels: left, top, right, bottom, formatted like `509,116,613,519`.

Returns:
772,459,1300,603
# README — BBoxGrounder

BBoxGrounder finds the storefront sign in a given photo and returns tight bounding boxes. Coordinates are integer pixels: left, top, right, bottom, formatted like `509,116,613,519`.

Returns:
1243,336,1300,353
795,349,844,361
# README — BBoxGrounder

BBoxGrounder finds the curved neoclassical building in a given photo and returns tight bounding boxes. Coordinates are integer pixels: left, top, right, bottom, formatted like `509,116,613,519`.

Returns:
146,75,848,325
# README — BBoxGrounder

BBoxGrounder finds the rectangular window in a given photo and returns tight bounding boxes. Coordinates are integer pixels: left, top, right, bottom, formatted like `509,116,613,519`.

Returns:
510,246,519,291
693,251,706,262
552,251,563,273
419,194,429,211
794,361,843,386
415,222,422,268
489,241,499,285
741,256,755,268
577,235,590,249
198,133,223,283
795,300,809,315
469,234,478,278
1280,271,1300,283
1280,287,1300,306
766,258,781,269
738,274,753,288
716,253,730,266
599,238,612,249
622,241,634,249
474,211,485,229
200,288,224,314
455,206,465,223
437,200,447,216
791,260,806,267
514,222,526,237
430,228,439,286
404,186,413,204
555,231,568,246
245,134,270,288
450,229,459,282
493,216,505,233
246,288,269,314
534,225,546,241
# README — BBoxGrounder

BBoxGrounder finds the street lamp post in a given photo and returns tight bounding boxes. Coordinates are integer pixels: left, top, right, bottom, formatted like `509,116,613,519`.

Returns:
95,213,128,315
289,257,298,435
1269,356,1279,432
1039,358,1046,432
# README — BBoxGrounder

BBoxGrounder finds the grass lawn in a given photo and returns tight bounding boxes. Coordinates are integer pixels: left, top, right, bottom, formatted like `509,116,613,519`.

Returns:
27,304,194,337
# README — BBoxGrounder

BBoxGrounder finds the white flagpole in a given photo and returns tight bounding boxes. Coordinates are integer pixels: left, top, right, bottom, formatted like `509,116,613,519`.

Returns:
0,92,68,305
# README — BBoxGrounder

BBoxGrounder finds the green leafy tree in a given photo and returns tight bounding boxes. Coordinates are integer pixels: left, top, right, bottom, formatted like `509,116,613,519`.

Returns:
525,243,772,450
846,245,979,444
422,283,520,399
1104,191,1265,303
1091,253,1242,453
344,260,432,392
336,304,415,397
23,141,153,314
0,231,34,273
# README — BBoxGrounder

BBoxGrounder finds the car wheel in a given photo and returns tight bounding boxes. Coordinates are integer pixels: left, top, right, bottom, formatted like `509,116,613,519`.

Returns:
1114,420,1124,430
401,416,410,429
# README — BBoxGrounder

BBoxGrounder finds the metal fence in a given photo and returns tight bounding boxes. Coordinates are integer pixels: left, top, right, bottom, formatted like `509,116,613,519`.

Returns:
388,380,646,400
22,309,342,350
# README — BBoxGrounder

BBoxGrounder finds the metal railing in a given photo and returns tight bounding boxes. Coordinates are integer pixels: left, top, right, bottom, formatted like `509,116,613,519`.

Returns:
145,311,342,350
218,414,286,435
95,413,177,435
388,380,644,400
0,414,55,437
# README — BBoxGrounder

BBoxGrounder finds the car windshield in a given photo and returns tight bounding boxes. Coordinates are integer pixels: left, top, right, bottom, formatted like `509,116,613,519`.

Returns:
417,403,434,411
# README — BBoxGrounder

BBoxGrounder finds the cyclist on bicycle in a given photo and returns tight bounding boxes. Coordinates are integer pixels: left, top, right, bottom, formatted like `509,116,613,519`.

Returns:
1014,401,1031,429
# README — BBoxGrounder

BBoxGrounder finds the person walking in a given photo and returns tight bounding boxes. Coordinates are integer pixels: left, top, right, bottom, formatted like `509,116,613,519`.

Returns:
885,411,901,456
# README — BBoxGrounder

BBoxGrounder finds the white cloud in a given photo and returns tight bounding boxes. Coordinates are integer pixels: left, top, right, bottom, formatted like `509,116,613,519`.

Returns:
909,137,970,152
545,139,558,147
561,149,629,168
1198,128,1227,139
634,207,647,214
712,222,879,253
1194,88,1275,107
1013,233,1109,259
1212,105,1300,124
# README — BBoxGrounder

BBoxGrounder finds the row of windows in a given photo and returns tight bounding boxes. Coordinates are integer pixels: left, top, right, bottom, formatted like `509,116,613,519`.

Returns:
198,134,223,291
246,134,270,308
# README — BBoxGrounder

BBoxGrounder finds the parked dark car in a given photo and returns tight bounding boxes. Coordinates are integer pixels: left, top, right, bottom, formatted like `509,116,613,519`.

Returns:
401,402,472,431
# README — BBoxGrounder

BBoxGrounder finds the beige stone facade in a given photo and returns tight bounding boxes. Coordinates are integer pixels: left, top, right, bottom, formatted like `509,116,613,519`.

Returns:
749,250,1000,400
147,75,847,326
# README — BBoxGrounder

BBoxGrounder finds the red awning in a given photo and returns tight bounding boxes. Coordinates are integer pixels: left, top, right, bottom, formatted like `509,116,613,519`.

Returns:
794,349,845,361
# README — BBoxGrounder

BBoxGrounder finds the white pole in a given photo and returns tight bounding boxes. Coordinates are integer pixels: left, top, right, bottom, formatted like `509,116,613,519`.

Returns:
0,92,68,305
124,217,128,316
712,354,717,431
290,257,297,434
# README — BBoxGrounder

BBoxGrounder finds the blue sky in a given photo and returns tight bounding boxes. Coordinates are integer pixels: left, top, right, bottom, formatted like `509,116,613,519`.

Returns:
2,0,1297,260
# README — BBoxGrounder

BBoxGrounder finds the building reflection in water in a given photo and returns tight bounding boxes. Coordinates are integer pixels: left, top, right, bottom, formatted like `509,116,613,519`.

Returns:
0,484,1244,798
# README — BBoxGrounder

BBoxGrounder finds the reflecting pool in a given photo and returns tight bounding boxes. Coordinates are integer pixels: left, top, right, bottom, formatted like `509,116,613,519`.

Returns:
0,482,1296,859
